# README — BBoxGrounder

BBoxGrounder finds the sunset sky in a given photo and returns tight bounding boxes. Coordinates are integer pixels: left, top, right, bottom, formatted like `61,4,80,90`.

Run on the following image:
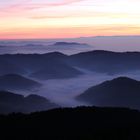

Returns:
0,0,140,39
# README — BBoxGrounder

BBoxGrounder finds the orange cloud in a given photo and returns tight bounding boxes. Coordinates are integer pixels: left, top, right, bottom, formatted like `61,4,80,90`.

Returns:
0,0,140,39
0,25,140,39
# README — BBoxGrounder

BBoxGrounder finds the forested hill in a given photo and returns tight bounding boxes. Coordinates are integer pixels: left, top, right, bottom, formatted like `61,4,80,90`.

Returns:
0,106,140,140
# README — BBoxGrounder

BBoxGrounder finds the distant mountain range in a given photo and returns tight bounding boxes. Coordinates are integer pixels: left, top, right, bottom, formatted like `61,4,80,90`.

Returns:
0,52,82,80
46,42,92,54
0,74,41,90
69,50,140,74
0,91,58,114
77,77,140,110
1,50,140,80
52,42,88,46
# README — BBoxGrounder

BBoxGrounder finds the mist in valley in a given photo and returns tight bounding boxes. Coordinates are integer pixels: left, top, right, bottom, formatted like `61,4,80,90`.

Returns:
1,37,140,111
10,70,140,108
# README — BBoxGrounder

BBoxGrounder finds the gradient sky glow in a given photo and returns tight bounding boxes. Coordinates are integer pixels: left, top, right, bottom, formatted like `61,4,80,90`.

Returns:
0,0,140,39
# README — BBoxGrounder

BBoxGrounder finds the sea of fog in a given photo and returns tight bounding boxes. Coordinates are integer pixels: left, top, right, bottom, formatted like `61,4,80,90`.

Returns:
0,36,140,55
38,71,140,107
0,39,93,55
11,70,140,107
1,36,140,107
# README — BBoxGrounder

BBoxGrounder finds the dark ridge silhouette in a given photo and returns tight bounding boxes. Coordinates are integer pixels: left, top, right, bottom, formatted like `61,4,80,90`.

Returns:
0,91,24,114
77,77,140,109
24,94,59,113
0,91,58,114
0,52,83,80
69,50,140,74
0,74,41,90
1,50,140,78
0,52,67,72
0,106,140,139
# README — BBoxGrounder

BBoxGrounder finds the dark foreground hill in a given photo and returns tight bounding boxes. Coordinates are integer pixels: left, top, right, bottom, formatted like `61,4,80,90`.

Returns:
0,106,140,140
77,77,140,110
0,91,58,114
0,74,41,90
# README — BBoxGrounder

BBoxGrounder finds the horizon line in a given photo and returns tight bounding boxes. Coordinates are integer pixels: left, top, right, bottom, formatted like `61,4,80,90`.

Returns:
0,35,140,41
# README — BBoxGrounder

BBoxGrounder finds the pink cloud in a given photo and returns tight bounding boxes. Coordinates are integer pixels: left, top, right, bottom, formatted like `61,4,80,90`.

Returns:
46,0,84,6
0,0,84,16
22,0,84,10
2,0,84,11
30,15,68,19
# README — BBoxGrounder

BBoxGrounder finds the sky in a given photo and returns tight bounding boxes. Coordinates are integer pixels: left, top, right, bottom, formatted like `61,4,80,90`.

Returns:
0,0,140,39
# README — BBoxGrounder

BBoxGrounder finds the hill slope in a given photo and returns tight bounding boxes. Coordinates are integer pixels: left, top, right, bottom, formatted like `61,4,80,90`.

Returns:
69,50,140,74
0,74,41,90
77,77,140,109
30,61,83,80
1,51,140,77
0,91,58,114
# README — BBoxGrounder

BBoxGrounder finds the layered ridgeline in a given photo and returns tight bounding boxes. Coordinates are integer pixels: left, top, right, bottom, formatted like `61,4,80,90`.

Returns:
0,52,82,80
77,77,140,110
0,41,92,54
1,50,140,80
0,91,59,114
0,74,41,90
69,50,140,74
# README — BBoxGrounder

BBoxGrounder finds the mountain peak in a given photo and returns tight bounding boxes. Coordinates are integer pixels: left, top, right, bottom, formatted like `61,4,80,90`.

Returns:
104,76,140,86
25,94,48,102
53,42,87,46
77,77,140,110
